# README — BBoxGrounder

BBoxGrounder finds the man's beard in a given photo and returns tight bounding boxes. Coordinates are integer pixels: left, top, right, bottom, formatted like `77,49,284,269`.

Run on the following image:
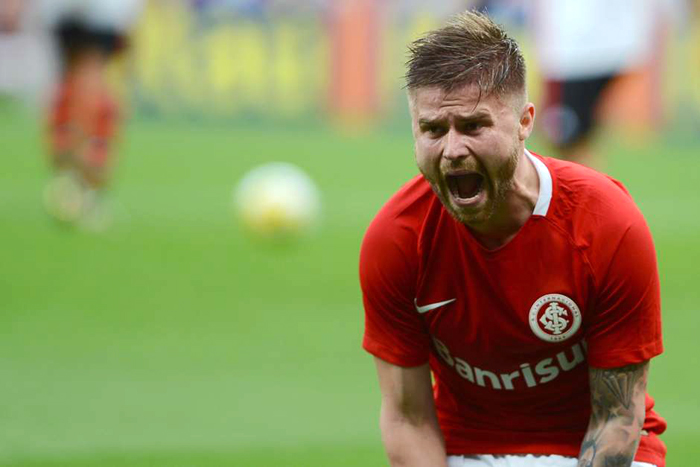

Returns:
424,145,520,226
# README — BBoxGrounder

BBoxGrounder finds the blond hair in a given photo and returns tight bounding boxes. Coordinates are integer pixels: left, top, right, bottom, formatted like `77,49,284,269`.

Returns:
406,10,526,99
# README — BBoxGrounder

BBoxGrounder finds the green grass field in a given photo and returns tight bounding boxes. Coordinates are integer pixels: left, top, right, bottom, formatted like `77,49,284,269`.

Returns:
1,106,698,466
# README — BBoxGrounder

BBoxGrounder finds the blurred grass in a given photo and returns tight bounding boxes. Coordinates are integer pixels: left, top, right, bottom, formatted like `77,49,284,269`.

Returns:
0,106,698,466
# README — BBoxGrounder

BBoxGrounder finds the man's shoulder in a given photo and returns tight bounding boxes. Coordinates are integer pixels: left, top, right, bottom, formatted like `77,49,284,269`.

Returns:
545,156,628,198
540,155,653,271
360,175,435,271
544,156,644,230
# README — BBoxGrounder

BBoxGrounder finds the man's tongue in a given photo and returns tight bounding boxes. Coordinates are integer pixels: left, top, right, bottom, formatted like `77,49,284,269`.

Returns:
452,173,483,199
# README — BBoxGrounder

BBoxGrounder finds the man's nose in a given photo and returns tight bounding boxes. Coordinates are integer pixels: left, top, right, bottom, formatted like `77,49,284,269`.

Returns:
442,128,468,161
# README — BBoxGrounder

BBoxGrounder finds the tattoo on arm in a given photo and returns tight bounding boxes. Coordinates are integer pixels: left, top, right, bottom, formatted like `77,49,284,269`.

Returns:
577,361,649,467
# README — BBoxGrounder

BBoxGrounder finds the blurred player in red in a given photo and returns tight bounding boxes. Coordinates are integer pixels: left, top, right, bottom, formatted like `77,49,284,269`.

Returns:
360,11,665,467
39,0,143,228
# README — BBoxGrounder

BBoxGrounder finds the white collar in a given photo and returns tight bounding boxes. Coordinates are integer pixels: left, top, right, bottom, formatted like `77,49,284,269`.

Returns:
525,149,552,217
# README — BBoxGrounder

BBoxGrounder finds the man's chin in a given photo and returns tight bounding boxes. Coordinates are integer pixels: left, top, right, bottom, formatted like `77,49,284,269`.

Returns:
446,200,490,226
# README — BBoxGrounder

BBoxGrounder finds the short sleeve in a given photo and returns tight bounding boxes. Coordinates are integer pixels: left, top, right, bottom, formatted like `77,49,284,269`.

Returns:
586,214,663,368
359,215,430,367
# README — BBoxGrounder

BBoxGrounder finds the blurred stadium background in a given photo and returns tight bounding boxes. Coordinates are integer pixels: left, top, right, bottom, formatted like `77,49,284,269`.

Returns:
1,0,699,465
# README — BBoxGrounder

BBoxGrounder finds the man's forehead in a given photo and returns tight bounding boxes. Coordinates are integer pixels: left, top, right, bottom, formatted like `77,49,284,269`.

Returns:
410,83,503,118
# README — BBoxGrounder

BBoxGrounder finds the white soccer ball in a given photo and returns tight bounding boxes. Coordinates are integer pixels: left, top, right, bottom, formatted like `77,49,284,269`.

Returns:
233,162,321,240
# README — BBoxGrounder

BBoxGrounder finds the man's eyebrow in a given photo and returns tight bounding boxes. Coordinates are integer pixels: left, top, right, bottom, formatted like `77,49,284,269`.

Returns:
418,116,443,125
418,111,491,125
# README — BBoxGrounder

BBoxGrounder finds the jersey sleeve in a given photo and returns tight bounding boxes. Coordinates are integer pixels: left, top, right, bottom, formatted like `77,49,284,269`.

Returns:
359,213,430,367
585,211,663,368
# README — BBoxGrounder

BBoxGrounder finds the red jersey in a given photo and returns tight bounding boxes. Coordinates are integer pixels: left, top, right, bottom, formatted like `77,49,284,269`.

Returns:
360,152,666,466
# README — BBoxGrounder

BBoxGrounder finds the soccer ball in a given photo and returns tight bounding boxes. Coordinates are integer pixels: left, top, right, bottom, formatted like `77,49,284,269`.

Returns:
233,162,321,240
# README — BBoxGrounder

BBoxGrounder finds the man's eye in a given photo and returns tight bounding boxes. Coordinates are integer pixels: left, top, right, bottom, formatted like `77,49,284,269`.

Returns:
424,126,445,136
464,122,482,132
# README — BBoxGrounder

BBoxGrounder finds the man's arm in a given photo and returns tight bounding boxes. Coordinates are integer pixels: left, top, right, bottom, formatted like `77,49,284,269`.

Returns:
374,357,447,467
577,361,649,467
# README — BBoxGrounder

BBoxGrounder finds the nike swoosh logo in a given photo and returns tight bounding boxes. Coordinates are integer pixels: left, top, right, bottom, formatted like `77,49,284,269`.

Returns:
414,298,456,314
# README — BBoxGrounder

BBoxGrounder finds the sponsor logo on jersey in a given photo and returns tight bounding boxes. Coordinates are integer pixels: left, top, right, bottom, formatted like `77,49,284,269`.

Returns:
433,337,586,391
528,294,581,343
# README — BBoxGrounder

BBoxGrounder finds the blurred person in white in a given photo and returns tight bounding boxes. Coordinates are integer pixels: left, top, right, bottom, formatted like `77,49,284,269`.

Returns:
0,0,54,107
0,0,143,230
531,0,679,167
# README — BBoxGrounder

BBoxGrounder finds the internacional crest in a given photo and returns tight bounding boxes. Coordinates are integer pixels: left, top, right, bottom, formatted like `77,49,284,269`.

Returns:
529,294,582,343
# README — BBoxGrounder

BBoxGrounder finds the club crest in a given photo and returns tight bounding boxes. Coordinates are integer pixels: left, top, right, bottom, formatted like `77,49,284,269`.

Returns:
529,294,581,343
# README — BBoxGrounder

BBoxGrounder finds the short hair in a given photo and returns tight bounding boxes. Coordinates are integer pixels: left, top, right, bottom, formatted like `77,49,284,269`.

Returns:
405,10,526,99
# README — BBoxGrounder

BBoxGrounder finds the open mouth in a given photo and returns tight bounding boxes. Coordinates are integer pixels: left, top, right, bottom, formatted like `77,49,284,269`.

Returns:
446,172,484,201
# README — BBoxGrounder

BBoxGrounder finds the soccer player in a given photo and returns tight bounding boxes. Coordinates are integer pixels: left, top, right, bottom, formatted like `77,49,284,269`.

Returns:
359,11,665,467
39,0,143,228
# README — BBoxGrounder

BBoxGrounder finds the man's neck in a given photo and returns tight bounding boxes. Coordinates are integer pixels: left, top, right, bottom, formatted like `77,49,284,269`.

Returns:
467,150,540,250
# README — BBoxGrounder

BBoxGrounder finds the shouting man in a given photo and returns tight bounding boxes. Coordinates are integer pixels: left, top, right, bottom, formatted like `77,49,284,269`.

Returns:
359,11,666,467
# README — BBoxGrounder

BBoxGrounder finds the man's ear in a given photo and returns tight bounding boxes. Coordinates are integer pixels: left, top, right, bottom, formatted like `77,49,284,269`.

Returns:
518,103,535,141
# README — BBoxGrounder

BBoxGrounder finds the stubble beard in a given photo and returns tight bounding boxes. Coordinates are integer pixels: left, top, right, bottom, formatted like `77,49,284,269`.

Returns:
423,145,520,227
